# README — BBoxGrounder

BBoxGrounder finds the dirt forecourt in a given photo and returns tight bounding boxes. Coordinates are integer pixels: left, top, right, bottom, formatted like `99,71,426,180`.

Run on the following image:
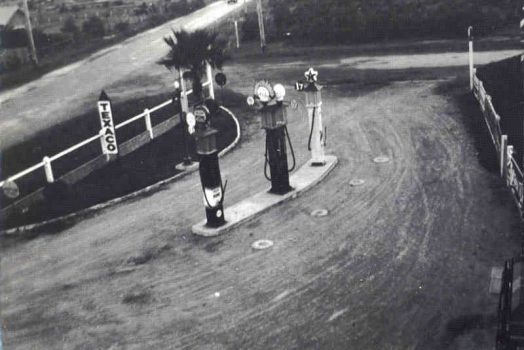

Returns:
1,42,524,349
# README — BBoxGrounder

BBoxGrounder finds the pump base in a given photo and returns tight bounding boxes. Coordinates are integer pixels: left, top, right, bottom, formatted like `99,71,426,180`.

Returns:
269,185,293,195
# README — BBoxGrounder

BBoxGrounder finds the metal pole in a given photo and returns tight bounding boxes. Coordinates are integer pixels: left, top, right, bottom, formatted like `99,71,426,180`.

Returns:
22,0,38,66
468,26,474,91
179,69,189,113
256,0,266,52
206,62,215,99
176,74,193,165
234,20,240,49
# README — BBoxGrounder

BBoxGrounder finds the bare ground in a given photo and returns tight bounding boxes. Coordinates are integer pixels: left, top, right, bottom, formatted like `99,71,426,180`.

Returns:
1,66,522,349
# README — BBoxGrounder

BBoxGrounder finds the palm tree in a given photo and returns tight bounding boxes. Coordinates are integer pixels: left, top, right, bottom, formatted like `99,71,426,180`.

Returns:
158,29,226,103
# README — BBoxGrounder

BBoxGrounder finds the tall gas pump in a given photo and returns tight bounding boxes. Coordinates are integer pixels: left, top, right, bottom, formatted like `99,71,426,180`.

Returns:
247,80,296,194
187,100,227,227
295,67,326,166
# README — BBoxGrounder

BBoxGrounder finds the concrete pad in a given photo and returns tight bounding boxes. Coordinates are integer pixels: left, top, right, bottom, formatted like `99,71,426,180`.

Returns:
192,155,338,237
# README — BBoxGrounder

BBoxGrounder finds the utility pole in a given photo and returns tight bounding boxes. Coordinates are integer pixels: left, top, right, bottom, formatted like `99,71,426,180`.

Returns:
22,0,38,66
255,0,266,52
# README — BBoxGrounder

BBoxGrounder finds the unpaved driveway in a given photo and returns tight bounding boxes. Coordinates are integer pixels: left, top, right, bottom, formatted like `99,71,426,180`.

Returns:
1,68,522,349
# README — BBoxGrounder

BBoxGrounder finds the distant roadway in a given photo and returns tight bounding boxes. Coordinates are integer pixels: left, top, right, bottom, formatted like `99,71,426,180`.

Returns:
0,0,248,150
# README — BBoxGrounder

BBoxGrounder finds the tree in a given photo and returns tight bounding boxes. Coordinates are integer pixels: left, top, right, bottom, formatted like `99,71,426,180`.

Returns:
158,29,226,101
82,15,106,38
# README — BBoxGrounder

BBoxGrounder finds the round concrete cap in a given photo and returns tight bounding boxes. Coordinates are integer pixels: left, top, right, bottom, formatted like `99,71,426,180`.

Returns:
349,179,365,187
373,156,390,164
252,239,274,250
311,209,329,217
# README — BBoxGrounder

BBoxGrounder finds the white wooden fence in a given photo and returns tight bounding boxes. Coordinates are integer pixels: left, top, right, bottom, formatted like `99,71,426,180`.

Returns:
469,33,524,214
0,63,216,208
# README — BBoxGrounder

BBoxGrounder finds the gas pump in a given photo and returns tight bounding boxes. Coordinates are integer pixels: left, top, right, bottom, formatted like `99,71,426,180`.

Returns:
295,67,327,166
187,101,227,227
247,80,296,194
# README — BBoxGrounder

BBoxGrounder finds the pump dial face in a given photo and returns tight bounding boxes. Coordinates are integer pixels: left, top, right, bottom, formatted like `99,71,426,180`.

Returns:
193,106,210,124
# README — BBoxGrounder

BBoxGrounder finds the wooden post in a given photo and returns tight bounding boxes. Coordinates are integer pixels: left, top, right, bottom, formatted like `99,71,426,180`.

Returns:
501,135,508,179
468,26,474,91
43,156,54,183
234,20,240,49
256,0,266,51
22,0,38,65
144,108,154,139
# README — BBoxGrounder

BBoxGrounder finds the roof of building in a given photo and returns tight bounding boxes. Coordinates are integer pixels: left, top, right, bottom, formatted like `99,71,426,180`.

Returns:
0,6,22,27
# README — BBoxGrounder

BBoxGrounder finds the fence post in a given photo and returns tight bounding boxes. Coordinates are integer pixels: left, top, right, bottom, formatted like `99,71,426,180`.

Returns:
43,156,54,183
206,62,215,100
468,26,474,91
501,135,508,179
144,108,154,139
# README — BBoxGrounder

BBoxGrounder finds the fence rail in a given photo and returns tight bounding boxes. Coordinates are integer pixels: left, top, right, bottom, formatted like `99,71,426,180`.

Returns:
469,35,524,215
0,63,216,208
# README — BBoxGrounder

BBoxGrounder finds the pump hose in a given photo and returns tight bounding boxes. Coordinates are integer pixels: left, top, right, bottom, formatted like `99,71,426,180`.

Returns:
264,137,272,181
285,125,296,172
308,107,316,151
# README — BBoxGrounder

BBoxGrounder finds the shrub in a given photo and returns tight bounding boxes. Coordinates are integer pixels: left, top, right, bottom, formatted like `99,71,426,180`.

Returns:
82,15,106,38
114,21,131,35
61,17,81,42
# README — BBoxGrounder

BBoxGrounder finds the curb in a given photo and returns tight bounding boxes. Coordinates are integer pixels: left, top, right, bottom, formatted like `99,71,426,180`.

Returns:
1,106,241,237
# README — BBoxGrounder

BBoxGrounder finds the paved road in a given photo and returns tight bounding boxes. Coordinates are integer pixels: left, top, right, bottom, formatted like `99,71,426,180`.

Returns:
0,0,248,151
1,67,522,349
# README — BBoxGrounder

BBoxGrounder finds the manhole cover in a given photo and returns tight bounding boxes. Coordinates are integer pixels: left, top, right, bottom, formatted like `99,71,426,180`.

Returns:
373,156,390,164
252,239,274,250
349,179,365,187
311,209,329,217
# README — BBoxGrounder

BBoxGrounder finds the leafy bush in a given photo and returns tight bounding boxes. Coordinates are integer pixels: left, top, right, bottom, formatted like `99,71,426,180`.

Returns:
4,54,22,71
61,17,81,42
82,15,106,38
115,21,131,35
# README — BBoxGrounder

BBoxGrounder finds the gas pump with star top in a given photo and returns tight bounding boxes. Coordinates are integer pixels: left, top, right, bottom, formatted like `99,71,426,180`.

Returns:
247,80,296,194
295,67,327,166
187,100,227,227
